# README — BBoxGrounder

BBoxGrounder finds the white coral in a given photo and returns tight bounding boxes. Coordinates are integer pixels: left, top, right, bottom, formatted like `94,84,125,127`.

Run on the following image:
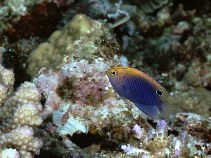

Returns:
0,64,43,158
0,148,20,158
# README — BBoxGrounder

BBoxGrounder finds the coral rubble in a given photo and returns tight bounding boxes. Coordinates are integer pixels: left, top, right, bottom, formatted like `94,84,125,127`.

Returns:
169,87,211,116
122,119,210,157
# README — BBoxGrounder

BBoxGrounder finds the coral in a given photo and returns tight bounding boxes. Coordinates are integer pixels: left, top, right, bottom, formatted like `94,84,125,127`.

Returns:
0,0,40,31
0,64,14,104
84,0,129,20
25,10,211,157
121,120,210,157
4,1,63,42
0,126,43,157
0,82,43,128
107,0,129,20
0,61,43,157
0,148,20,158
34,57,144,138
26,15,148,153
168,87,211,116
185,59,211,88
1,0,211,157
174,113,211,142
27,14,121,77
128,0,169,13
25,13,150,156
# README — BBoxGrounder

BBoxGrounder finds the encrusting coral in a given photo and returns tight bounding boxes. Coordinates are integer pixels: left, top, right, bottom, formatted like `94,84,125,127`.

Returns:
174,113,211,142
27,14,120,76
0,53,43,157
34,57,143,137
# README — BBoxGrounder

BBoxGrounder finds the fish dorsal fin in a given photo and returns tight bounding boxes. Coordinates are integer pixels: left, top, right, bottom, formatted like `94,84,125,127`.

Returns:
134,103,160,119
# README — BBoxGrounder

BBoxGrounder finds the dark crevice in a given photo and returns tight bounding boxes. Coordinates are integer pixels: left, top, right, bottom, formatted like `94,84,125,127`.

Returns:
69,133,119,151
69,133,104,149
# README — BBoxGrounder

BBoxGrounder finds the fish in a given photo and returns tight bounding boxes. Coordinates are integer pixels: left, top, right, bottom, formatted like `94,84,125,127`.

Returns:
106,66,173,120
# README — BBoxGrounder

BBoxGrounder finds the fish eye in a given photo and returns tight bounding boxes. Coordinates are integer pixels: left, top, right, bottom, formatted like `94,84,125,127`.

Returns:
156,90,163,96
111,70,117,76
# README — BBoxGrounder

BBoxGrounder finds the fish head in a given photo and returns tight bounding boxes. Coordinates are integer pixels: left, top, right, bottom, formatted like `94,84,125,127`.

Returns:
106,66,129,85
153,84,169,102
150,84,174,120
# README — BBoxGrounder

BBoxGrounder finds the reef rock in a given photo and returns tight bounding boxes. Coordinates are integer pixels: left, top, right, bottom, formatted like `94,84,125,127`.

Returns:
28,15,149,153
27,14,121,77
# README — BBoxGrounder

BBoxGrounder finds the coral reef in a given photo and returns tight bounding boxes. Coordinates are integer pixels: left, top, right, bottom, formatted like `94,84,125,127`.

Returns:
0,58,43,157
121,119,210,157
34,57,144,137
168,87,211,116
0,0,40,31
4,1,63,42
1,0,211,157
26,8,211,157
174,113,211,142
126,0,169,13
27,14,121,76
185,59,211,88
29,13,148,156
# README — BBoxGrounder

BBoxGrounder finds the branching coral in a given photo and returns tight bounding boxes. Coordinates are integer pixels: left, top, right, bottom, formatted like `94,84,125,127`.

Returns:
0,61,43,157
0,64,14,104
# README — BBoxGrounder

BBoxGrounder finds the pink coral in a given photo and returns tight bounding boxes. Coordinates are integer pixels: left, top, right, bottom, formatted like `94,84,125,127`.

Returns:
73,76,107,105
34,57,111,117
133,124,143,139
156,119,168,133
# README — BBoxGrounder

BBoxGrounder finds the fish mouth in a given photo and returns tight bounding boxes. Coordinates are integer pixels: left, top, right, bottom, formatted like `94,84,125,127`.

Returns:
105,69,110,76
105,67,112,75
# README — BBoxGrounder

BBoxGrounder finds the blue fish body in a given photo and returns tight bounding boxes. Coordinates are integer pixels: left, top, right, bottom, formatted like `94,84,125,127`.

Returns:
106,66,171,119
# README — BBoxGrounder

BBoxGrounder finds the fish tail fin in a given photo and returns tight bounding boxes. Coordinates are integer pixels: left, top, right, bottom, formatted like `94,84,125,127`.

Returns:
135,103,160,119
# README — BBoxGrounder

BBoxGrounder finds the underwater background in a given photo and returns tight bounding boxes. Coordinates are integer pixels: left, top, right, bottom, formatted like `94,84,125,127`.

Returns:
0,0,210,157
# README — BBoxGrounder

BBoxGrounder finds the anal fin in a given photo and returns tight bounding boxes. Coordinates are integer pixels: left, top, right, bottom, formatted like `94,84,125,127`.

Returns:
134,103,160,119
